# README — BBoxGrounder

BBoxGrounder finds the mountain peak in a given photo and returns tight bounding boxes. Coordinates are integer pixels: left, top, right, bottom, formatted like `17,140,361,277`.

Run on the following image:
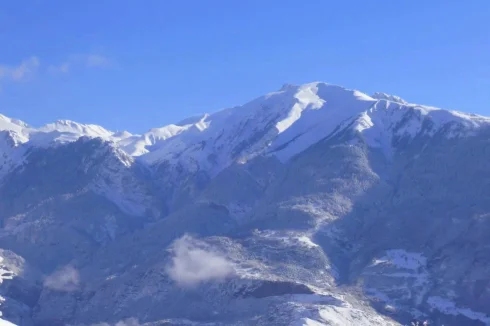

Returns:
176,113,209,126
279,83,297,92
1,81,490,172
0,114,30,132
371,92,408,104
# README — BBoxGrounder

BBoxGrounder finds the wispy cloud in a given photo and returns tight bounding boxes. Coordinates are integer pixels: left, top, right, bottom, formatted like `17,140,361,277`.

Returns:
43,265,80,291
48,62,70,74
166,235,235,287
48,53,113,74
0,56,40,82
1,53,112,81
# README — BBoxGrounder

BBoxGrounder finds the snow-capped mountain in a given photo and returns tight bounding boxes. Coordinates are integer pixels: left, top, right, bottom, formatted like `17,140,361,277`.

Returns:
1,82,490,325
3,82,489,179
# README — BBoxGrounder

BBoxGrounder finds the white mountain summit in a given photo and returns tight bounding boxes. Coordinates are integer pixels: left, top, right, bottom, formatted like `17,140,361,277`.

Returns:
1,82,489,176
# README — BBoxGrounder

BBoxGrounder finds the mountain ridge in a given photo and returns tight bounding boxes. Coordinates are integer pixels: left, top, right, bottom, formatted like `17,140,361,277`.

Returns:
2,81,489,178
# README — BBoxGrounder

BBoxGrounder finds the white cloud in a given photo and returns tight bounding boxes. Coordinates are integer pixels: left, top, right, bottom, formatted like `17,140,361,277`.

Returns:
0,56,40,82
48,62,70,74
48,54,113,74
43,265,80,291
166,235,235,287
0,53,112,84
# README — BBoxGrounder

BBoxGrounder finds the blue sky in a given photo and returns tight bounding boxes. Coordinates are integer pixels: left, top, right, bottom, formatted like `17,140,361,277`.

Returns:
1,1,489,133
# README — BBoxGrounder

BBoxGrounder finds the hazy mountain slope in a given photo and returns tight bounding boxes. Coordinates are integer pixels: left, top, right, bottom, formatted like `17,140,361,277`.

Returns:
0,82,490,325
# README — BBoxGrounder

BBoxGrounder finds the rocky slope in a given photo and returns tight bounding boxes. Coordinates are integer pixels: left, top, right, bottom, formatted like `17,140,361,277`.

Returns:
0,82,490,325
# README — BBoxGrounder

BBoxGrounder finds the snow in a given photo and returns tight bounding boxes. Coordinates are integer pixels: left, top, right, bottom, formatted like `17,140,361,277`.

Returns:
297,236,319,249
371,92,408,104
318,306,395,325
2,81,490,179
2,82,490,326
128,82,379,171
39,120,114,139
371,250,427,270
0,131,28,180
144,125,190,143
0,114,29,135
119,123,191,156
0,258,14,284
88,154,152,217
28,130,89,147
0,257,17,326
349,99,490,158
427,296,490,324
176,113,208,126
252,230,322,251
0,318,16,326
300,318,326,326
287,291,399,326
1,114,136,151
270,83,377,161
364,249,430,310
275,83,325,133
